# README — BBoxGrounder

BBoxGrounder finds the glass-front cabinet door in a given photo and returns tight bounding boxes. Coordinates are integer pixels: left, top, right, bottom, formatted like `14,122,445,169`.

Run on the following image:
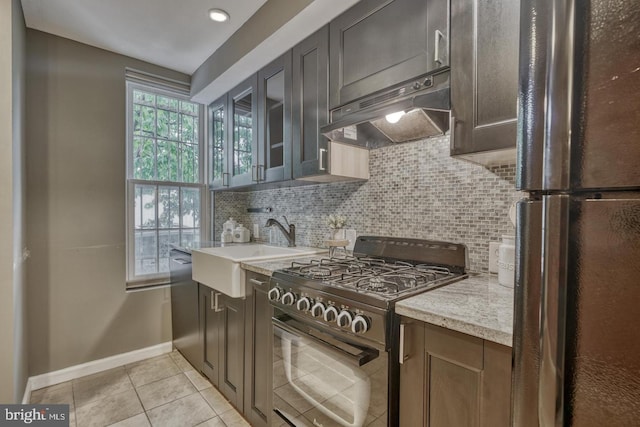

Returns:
208,94,227,188
257,52,292,183
229,75,258,187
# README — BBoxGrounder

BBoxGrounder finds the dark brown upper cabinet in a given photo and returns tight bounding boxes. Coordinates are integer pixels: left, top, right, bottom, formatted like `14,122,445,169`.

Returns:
329,0,449,110
292,26,369,182
208,94,228,189
257,52,292,184
228,75,259,187
208,76,258,189
449,0,520,166
292,26,330,180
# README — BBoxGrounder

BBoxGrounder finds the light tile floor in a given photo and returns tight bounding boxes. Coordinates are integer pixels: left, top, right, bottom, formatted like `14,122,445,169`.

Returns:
30,351,250,427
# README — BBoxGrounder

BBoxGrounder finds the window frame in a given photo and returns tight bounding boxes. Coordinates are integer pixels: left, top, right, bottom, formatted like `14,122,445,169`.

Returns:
125,81,206,288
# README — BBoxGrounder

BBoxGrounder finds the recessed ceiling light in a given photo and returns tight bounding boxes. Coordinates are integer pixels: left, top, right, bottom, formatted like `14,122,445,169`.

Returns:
208,8,230,22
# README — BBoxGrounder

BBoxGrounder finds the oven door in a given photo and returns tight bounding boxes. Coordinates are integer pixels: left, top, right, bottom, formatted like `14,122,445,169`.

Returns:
272,315,388,427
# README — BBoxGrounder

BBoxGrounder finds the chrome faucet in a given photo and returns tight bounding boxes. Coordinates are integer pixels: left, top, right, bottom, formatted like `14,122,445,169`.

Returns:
265,216,296,247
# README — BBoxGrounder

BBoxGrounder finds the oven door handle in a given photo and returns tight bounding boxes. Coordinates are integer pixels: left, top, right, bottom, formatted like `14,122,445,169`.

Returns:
272,316,379,367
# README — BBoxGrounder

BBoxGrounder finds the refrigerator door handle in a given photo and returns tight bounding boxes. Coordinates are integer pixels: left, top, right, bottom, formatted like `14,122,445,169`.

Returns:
538,195,570,426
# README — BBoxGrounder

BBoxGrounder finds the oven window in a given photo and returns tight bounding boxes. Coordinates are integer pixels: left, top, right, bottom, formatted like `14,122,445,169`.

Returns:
273,324,388,427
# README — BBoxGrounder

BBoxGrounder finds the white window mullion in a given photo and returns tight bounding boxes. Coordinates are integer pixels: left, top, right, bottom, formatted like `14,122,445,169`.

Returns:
154,184,160,274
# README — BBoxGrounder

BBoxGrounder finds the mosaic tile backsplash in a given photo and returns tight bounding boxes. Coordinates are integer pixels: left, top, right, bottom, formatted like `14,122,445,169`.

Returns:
215,135,521,273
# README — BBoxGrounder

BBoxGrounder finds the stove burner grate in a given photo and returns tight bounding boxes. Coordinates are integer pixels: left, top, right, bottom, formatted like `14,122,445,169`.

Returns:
355,276,400,294
283,256,461,297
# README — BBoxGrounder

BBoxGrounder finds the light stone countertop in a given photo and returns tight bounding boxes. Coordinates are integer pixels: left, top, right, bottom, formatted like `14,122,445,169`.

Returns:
240,255,326,277
242,258,514,347
395,274,514,347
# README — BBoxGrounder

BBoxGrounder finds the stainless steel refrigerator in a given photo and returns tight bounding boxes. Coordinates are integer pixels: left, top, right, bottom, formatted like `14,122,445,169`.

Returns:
513,0,640,425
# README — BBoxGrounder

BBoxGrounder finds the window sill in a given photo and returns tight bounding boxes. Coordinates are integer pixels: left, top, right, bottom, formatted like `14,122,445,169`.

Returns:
126,277,171,292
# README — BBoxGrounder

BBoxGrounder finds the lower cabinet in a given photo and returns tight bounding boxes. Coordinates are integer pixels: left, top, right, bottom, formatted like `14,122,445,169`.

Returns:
199,284,245,410
400,319,512,426
197,274,273,426
243,272,273,427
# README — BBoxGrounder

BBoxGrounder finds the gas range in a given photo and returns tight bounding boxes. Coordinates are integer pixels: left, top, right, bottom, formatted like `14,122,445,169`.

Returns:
269,236,468,347
269,236,467,427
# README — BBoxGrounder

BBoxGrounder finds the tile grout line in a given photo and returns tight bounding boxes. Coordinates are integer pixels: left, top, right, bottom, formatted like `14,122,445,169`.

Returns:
70,380,77,427
130,355,210,426
125,362,150,426
61,351,242,426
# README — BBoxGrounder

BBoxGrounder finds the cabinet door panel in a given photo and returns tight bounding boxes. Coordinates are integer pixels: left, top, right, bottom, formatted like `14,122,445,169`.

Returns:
401,321,512,426
482,341,512,427
399,321,425,427
428,357,480,427
208,95,228,189
425,324,483,427
200,285,219,386
424,321,483,370
244,272,272,427
329,0,448,109
450,0,519,158
219,294,245,409
475,1,519,126
257,53,292,183
229,75,258,187
292,26,330,179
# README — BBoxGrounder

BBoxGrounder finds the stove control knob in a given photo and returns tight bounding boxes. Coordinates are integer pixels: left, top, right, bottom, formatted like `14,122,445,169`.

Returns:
281,291,296,306
296,297,312,312
310,302,325,318
323,305,339,322
268,287,282,302
337,310,353,328
351,315,369,334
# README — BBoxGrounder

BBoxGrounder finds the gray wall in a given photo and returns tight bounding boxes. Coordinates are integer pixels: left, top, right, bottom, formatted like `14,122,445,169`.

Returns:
191,0,313,96
0,0,28,404
215,136,520,273
25,30,188,375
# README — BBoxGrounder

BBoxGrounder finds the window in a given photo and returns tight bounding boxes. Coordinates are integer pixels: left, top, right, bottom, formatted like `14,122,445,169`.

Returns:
126,82,204,288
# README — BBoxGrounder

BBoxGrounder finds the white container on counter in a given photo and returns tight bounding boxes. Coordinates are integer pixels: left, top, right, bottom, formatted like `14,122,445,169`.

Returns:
498,235,515,288
233,225,251,243
223,218,238,234
220,230,234,243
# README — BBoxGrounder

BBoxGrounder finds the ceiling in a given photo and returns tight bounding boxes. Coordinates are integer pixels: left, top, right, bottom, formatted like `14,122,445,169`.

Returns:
20,0,269,74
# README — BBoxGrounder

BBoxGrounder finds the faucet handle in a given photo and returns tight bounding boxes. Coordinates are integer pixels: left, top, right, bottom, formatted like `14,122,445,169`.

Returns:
282,216,291,227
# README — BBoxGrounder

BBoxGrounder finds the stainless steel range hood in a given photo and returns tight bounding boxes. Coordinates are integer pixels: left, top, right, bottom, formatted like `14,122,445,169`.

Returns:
321,70,450,149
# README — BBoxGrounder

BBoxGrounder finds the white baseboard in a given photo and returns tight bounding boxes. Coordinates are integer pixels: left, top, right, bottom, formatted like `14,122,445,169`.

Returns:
21,378,33,404
29,341,173,392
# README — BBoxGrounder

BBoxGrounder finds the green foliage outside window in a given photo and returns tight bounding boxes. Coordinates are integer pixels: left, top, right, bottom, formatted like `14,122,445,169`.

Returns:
130,88,202,277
